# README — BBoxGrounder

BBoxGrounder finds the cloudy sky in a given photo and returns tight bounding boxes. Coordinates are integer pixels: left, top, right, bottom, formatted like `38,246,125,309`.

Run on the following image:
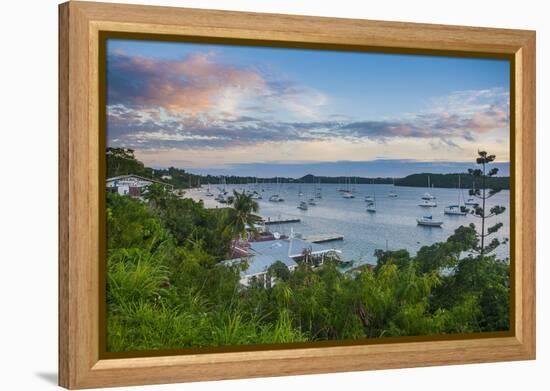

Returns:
106,39,510,177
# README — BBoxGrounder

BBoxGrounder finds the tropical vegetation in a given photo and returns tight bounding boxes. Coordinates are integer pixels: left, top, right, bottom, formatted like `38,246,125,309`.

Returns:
106,151,510,352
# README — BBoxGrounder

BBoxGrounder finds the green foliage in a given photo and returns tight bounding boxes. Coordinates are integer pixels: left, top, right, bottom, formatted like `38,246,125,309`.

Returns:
106,193,170,250
225,191,261,241
107,148,152,178
106,154,510,353
395,172,509,190
268,261,291,282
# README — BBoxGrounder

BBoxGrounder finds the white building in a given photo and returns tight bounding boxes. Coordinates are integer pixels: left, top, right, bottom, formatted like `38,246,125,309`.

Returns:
106,174,173,197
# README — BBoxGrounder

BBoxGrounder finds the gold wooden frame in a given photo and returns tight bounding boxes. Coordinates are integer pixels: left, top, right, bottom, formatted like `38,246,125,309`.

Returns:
59,1,536,388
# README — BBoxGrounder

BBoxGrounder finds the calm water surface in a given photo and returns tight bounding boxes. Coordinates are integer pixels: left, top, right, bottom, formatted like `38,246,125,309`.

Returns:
190,183,510,266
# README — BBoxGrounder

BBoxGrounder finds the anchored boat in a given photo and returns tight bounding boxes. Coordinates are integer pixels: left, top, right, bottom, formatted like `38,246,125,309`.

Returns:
421,176,436,200
417,215,443,227
388,178,398,197
444,175,467,215
269,194,284,202
366,180,376,212
444,205,466,215
297,201,308,210
418,199,437,207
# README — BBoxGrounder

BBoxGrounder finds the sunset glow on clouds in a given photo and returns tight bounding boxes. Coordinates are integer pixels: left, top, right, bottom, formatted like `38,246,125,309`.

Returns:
106,39,510,176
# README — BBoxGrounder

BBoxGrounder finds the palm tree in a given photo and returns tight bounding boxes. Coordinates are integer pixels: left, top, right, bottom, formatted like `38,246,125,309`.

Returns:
226,190,261,254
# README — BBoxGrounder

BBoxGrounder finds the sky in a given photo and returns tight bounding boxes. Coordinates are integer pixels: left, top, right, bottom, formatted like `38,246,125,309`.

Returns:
106,39,510,177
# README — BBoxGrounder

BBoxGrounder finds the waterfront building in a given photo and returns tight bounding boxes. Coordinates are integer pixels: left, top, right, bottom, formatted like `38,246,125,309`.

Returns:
106,174,174,197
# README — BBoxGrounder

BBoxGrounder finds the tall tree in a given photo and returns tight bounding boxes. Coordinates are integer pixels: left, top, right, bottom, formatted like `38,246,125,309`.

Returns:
467,151,507,258
142,183,174,210
106,147,151,178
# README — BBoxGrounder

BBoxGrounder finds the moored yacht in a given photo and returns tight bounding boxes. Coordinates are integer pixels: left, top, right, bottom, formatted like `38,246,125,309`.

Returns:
421,176,436,200
269,194,284,202
418,199,437,207
444,205,466,215
465,198,478,206
417,215,443,227
444,175,466,215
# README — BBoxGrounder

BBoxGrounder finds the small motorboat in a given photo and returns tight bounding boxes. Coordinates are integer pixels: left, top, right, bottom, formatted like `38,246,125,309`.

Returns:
417,215,443,227
388,192,398,198
366,202,376,213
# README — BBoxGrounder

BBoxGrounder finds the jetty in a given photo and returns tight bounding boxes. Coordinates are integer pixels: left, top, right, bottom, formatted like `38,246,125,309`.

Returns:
303,233,344,244
263,217,301,225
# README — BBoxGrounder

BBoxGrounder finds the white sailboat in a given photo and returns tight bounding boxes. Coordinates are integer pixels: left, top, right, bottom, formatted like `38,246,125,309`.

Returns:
419,199,437,207
250,191,262,200
206,183,214,197
269,177,285,202
366,180,376,212
444,175,467,216
421,176,436,200
306,177,317,205
464,181,478,206
315,179,322,199
388,178,398,197
342,191,355,199
342,177,355,198
417,215,443,227
269,194,284,202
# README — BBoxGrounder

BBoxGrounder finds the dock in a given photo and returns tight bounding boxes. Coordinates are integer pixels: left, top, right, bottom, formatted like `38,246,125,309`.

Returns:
263,217,301,225
303,233,344,244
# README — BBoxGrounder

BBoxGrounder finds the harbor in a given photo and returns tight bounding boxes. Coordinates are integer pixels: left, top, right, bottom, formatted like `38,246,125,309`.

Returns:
185,181,510,266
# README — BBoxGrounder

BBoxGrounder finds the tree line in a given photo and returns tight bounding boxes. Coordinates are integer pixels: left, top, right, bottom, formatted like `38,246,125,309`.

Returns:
106,147,509,190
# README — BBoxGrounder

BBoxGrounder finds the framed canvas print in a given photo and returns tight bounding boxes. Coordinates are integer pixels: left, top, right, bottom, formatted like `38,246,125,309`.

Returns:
59,1,536,389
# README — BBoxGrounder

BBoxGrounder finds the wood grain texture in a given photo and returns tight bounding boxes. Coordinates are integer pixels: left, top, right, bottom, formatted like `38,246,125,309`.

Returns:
58,1,536,388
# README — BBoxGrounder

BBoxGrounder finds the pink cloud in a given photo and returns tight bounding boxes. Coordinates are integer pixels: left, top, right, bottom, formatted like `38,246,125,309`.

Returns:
108,52,267,115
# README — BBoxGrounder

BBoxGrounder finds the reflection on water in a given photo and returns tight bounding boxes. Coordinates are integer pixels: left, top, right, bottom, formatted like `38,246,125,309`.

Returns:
188,183,510,266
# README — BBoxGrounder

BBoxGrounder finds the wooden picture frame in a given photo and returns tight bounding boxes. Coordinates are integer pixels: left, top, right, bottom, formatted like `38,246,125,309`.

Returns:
59,1,536,389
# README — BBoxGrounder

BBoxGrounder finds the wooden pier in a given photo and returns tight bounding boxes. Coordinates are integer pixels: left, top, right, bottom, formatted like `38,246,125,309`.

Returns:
263,217,301,225
303,233,344,244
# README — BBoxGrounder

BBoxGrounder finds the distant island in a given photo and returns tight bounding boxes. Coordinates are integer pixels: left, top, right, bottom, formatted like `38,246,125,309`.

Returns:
107,148,510,190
